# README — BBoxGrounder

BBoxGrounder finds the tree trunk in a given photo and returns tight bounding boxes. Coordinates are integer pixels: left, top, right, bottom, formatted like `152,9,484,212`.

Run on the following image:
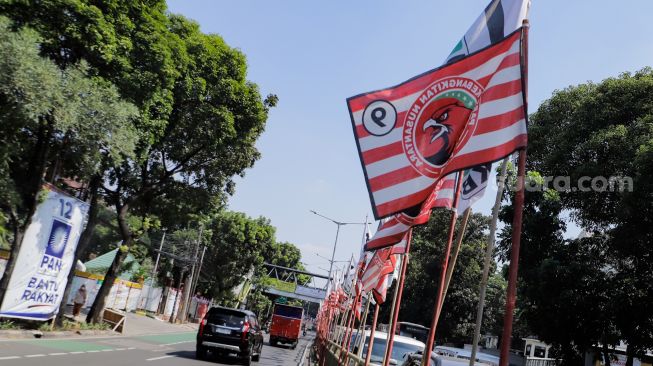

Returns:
625,344,634,366
86,203,132,323
0,117,54,305
602,340,611,366
55,175,101,326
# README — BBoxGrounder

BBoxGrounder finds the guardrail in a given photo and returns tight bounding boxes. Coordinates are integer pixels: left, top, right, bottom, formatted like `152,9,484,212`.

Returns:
318,339,365,366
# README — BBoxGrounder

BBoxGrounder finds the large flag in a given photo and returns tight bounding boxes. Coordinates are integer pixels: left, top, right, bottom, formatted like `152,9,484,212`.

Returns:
348,29,526,219
360,248,396,295
364,161,492,252
446,0,531,64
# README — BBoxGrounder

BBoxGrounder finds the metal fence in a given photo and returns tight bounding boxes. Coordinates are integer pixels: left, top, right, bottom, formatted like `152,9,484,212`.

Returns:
525,357,559,366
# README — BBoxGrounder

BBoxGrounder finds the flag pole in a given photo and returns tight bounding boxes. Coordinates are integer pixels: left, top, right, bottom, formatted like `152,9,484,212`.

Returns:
356,296,372,358
422,171,465,366
470,157,509,366
339,295,359,365
339,266,362,365
381,229,413,366
364,302,380,366
438,207,472,315
380,265,401,366
499,19,529,366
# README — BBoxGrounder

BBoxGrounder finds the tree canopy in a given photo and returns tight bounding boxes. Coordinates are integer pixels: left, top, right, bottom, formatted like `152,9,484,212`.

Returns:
498,68,653,365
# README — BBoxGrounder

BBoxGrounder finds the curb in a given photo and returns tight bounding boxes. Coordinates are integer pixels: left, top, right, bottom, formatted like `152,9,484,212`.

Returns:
0,329,118,340
298,340,311,366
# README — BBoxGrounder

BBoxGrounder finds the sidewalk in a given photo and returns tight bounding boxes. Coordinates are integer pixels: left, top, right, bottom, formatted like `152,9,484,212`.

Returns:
0,309,198,340
122,312,197,336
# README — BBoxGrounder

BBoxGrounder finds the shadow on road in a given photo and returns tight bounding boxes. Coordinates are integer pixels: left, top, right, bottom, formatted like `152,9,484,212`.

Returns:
166,350,242,364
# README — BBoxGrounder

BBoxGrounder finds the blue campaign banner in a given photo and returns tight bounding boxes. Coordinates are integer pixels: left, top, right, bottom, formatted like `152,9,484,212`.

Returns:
0,185,89,321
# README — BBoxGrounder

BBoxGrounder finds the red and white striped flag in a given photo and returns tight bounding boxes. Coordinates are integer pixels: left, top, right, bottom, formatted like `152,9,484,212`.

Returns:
372,254,399,304
364,176,451,251
348,30,526,219
360,248,397,296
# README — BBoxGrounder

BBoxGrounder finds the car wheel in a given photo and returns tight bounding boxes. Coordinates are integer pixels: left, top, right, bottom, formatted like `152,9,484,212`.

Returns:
270,338,276,347
242,349,253,366
196,345,207,360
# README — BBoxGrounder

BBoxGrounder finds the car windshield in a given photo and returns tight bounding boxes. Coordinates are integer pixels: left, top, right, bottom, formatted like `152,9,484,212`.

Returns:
361,336,424,364
207,310,246,328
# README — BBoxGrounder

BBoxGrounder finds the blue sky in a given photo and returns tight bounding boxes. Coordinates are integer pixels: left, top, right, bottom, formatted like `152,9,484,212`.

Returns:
167,0,653,281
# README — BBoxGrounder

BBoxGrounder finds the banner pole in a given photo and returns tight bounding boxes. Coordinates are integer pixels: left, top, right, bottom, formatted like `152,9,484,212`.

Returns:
499,19,529,366
438,207,472,315
499,150,527,366
364,302,380,366
470,157,509,366
339,300,357,366
382,230,413,366
341,294,361,365
356,296,372,358
422,172,465,366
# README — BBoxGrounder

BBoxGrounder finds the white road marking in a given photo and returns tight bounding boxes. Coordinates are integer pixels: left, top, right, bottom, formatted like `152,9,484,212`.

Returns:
115,348,126,351
49,352,68,356
127,347,136,350
86,350,101,353
160,340,194,346
146,355,174,361
25,354,46,358
0,356,21,360
69,351,85,354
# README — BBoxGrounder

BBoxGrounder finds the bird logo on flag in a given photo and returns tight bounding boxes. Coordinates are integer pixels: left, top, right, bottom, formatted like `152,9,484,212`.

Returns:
418,96,474,166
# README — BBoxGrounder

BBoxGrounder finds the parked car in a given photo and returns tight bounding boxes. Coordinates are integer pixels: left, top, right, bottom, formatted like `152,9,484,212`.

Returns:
434,346,499,366
357,330,426,365
401,351,493,366
196,306,264,365
269,303,304,349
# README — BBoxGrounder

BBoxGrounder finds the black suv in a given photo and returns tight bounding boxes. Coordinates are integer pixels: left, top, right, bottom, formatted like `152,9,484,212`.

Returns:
196,306,264,365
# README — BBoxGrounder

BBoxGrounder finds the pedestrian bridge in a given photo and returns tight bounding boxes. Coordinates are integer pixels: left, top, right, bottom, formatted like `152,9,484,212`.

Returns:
261,263,329,304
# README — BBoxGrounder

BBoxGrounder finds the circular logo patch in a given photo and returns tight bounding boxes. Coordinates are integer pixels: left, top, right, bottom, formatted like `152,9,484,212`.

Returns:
362,100,397,136
402,77,483,178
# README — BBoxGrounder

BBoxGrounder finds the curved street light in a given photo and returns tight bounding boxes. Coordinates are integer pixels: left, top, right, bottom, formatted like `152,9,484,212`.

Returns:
309,210,370,289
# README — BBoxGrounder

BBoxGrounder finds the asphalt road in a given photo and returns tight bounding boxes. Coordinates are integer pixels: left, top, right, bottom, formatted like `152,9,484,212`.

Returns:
0,330,313,366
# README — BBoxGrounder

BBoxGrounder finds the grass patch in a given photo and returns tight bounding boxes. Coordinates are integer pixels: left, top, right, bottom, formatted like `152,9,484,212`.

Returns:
37,319,111,332
0,320,20,330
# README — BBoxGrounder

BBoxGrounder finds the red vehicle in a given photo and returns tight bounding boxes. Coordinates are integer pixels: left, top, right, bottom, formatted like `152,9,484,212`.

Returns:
269,303,303,349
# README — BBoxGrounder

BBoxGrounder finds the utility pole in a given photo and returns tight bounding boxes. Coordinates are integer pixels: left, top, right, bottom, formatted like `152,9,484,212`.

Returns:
179,226,202,322
146,229,166,311
190,245,207,299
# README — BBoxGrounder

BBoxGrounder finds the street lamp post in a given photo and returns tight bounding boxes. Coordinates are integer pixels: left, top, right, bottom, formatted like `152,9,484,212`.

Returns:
309,210,369,290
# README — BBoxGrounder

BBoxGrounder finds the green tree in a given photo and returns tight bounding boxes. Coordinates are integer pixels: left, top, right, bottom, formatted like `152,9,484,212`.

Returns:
263,241,311,284
499,68,653,365
199,211,276,302
389,209,506,344
0,17,137,304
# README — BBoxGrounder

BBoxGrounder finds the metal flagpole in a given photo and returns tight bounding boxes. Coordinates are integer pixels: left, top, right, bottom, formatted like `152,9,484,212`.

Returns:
381,273,401,366
339,261,361,365
364,302,380,366
341,294,361,365
470,157,510,366
382,229,413,366
356,296,372,358
339,299,357,365
499,20,529,366
422,171,465,366
438,207,472,315
340,219,371,365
